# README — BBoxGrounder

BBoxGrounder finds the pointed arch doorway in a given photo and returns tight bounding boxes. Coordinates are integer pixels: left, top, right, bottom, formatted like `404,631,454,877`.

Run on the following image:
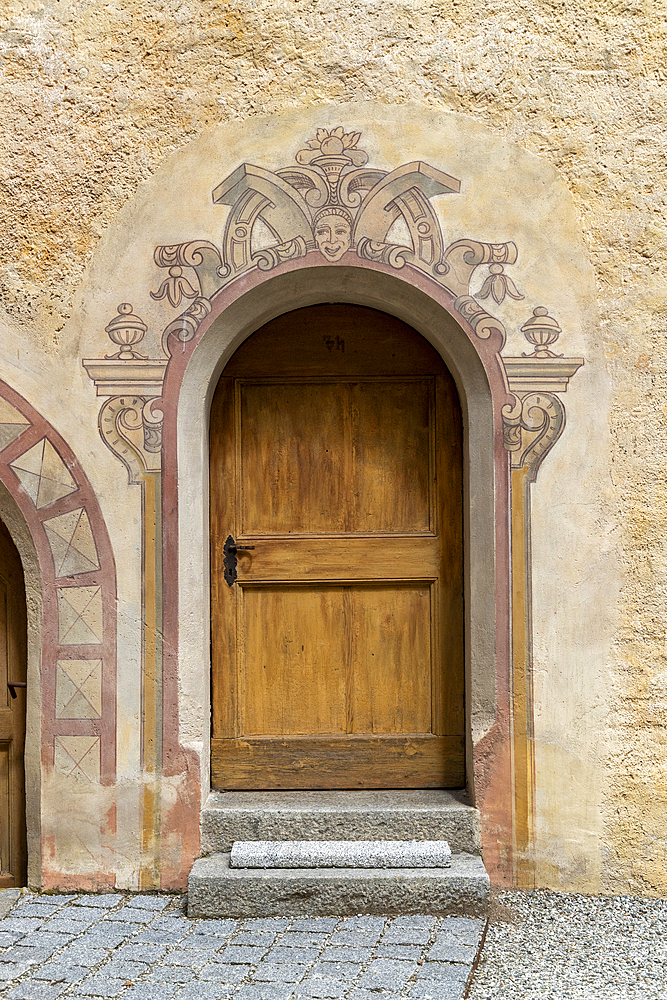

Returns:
210,304,464,790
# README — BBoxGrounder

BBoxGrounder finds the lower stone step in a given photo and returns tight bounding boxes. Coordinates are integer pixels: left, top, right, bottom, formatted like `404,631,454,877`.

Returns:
188,852,489,918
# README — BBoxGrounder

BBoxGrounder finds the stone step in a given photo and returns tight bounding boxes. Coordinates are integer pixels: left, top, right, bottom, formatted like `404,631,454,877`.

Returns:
201,789,481,855
230,839,453,869
188,851,489,918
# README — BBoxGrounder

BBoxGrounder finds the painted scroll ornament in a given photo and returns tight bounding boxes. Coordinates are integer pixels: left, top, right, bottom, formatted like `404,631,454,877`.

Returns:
152,127,523,354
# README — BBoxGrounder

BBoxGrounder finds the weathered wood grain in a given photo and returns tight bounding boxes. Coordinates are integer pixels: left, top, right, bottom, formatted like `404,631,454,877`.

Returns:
211,735,466,790
210,305,464,789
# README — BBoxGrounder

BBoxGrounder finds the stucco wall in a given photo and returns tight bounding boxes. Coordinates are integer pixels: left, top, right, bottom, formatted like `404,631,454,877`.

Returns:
0,0,664,894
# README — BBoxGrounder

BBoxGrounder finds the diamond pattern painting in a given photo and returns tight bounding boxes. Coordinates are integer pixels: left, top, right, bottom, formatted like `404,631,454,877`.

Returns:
10,437,78,509
56,659,102,719
54,735,100,782
57,586,103,645
43,507,100,577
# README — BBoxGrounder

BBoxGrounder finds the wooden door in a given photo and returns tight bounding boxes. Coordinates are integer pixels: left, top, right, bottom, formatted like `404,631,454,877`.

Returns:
210,305,464,790
0,519,27,886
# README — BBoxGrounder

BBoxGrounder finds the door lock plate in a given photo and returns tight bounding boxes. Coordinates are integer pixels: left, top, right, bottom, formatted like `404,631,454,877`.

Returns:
223,535,255,586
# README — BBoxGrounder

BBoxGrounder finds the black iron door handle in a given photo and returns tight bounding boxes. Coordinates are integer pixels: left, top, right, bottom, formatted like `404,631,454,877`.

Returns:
7,681,26,699
223,535,255,587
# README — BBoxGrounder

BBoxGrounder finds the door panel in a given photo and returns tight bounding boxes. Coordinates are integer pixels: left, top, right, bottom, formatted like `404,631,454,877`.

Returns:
240,382,349,535
347,585,432,735
239,380,432,534
211,305,464,790
242,584,432,737
0,520,27,886
243,586,348,736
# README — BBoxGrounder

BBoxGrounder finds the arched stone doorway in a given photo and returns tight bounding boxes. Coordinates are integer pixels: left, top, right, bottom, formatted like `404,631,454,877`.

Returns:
167,260,505,881
0,382,118,891
209,304,465,791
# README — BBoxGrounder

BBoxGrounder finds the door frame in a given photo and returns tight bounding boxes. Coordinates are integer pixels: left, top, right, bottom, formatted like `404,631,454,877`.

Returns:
172,259,511,867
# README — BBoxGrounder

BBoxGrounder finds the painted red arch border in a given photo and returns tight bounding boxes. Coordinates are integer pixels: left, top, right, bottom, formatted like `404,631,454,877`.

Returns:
157,251,516,886
0,378,117,785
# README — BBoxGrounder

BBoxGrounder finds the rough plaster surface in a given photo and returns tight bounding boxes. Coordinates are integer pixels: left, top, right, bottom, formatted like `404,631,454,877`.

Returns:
229,840,453,869
0,0,663,895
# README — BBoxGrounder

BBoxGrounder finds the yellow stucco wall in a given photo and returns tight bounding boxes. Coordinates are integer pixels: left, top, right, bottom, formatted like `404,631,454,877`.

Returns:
1,0,665,894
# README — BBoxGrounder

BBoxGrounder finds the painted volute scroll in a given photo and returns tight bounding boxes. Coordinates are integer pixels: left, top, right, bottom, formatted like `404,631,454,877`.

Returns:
149,126,520,346
210,305,464,790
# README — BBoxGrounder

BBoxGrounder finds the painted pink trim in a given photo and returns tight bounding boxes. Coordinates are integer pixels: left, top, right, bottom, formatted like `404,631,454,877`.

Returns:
0,380,117,787
158,251,515,885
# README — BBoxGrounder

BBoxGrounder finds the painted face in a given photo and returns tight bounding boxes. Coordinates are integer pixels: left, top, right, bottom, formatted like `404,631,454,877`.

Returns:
314,214,352,262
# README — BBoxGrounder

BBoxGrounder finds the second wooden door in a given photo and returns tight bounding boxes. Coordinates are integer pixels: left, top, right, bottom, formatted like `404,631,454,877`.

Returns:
0,519,27,886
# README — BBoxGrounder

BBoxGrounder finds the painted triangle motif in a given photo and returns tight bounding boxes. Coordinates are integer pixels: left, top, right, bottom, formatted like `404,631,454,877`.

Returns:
54,735,100,782
0,397,30,452
44,508,99,577
11,439,44,476
11,468,42,505
10,438,77,509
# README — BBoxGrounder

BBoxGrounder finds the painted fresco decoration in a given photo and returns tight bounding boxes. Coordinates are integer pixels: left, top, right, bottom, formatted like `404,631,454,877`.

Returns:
502,308,583,478
82,125,585,891
0,382,117,802
149,127,524,354
83,125,585,517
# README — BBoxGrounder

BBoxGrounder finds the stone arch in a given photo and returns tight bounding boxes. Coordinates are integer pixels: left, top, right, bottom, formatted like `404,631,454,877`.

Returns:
163,256,513,879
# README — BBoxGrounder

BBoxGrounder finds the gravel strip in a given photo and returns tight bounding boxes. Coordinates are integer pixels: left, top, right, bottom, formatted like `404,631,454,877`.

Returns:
467,889,667,999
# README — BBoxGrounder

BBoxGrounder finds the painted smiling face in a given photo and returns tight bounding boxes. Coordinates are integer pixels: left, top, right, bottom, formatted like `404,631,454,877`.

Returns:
314,211,352,262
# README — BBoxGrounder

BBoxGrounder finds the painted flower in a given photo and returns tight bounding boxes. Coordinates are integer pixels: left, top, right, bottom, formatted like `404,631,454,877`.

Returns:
297,127,368,166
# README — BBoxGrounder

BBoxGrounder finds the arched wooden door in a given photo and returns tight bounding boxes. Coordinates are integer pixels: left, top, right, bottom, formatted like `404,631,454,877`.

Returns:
0,518,27,886
210,305,464,790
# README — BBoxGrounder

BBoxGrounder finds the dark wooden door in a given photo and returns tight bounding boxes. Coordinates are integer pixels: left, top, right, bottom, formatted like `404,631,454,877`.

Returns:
0,519,27,886
210,305,464,790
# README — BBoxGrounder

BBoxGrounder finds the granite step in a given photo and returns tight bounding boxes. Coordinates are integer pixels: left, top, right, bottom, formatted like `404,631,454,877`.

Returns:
229,838,453,869
188,850,489,918
201,789,481,855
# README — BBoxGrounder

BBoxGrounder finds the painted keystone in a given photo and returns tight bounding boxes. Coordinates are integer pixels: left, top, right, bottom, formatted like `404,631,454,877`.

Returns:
229,839,452,869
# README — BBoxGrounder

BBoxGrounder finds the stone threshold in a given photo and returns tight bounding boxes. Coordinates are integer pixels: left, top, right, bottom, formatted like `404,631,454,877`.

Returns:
201,788,482,855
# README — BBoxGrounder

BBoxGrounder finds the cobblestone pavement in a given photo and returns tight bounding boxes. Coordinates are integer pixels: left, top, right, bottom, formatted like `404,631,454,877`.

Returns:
0,890,483,1000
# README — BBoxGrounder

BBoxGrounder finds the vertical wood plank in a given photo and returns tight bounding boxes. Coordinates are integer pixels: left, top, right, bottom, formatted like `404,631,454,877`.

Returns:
210,377,237,738
433,373,464,735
